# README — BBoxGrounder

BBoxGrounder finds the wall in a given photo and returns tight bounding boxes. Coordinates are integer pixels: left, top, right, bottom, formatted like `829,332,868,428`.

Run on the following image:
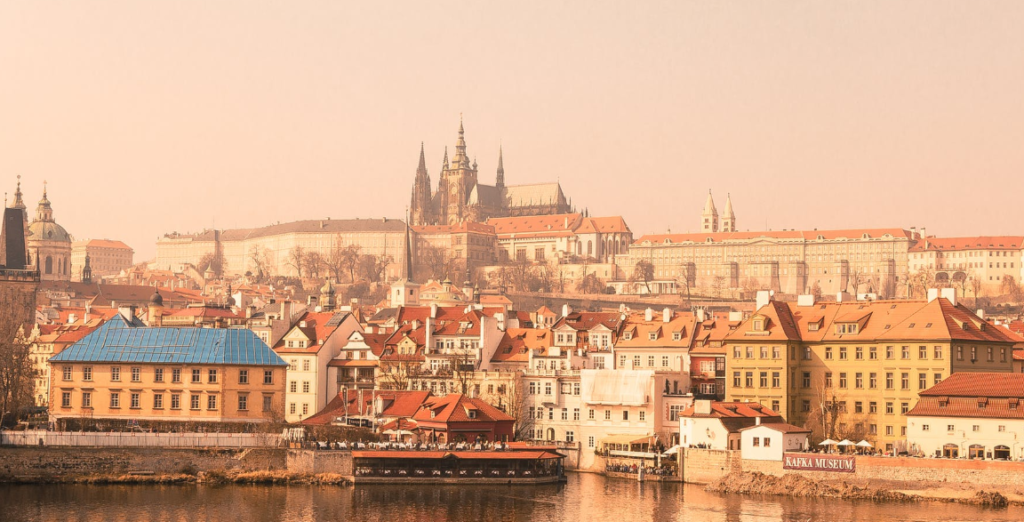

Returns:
681,448,740,484
0,447,286,479
0,430,280,448
738,453,1024,487
286,450,352,475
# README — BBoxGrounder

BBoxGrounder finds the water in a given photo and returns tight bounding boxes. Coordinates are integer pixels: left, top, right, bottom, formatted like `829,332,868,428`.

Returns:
2,473,1020,522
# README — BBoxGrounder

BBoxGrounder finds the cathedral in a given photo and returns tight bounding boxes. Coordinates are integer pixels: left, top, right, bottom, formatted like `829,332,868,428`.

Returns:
409,119,574,226
700,190,737,233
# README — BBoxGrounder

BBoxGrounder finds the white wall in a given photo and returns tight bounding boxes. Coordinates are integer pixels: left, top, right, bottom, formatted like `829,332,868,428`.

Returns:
907,415,1024,459
679,417,730,450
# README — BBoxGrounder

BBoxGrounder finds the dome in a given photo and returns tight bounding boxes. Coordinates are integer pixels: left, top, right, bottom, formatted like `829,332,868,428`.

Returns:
150,290,164,307
27,220,72,243
320,278,335,295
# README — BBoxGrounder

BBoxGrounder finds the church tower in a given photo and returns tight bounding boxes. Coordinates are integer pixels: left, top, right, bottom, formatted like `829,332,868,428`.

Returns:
701,190,719,233
720,193,736,232
409,143,433,226
441,117,478,225
496,145,505,189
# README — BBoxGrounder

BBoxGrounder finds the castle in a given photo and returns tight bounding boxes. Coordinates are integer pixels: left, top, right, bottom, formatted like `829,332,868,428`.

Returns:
409,119,575,226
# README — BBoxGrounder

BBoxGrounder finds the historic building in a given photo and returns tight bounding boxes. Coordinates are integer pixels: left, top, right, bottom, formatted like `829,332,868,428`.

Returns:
409,119,574,226
907,235,1023,297
13,181,74,281
2,178,41,327
70,239,135,282
701,191,737,234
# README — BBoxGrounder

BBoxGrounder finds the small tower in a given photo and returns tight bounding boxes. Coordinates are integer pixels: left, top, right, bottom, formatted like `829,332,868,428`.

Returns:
701,190,719,233
721,193,736,233
148,289,164,327
81,254,92,284
496,145,505,188
410,142,433,226
320,277,337,312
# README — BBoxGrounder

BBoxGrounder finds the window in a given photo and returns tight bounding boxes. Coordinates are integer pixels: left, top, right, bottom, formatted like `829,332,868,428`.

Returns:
901,372,909,390
772,400,780,412
855,401,863,414
839,347,847,360
290,382,297,393
633,356,641,368
111,367,121,382
619,355,626,368
154,394,163,409
746,347,754,359
824,372,833,388
191,394,201,410
870,424,877,434
62,366,72,381
130,393,140,409
753,437,760,447
772,372,780,388
639,411,646,422
734,372,741,387
919,373,927,389
885,372,894,389
208,369,218,384
886,426,893,436
772,346,780,359
263,396,273,412
589,409,595,420
264,370,274,385
561,408,568,421
802,400,810,412
999,425,1006,432
238,395,248,411
947,424,955,432
869,347,877,360
760,372,768,388
855,373,863,389
760,347,769,359
239,370,249,384
192,369,201,383
289,403,296,415
61,392,71,408
745,372,753,388
803,347,811,360
648,356,655,367
588,436,595,448
885,346,894,359
922,424,929,432
957,346,963,361
662,356,669,367
802,372,810,388
901,402,909,414
154,368,163,382
604,410,611,420
870,402,878,414
302,381,310,393
855,347,863,360
110,392,120,409
207,395,217,410
919,346,927,359
901,346,909,360
622,411,629,421
733,347,741,358
545,383,552,395
171,394,181,410
934,346,943,359
825,347,833,360
934,373,942,386
573,408,580,421
987,347,993,362
302,404,309,415
303,359,310,372
972,425,980,432
82,392,92,408
763,437,771,448
886,402,894,414
172,368,182,383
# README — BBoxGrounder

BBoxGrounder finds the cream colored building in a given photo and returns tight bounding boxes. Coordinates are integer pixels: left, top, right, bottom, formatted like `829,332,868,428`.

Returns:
71,239,134,282
908,236,1023,298
22,184,74,281
155,218,409,279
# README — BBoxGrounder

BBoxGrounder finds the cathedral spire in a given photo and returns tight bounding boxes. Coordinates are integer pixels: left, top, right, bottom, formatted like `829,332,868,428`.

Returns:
721,193,736,232
404,208,415,282
496,145,505,188
416,142,427,176
701,190,719,233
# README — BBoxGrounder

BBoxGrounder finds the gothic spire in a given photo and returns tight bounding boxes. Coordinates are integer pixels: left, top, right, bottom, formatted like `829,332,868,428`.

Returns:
416,142,427,177
496,145,505,187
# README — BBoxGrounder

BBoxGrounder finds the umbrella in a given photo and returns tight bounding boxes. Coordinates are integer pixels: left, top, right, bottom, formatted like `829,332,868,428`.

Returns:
818,439,837,446
855,440,872,448
837,440,855,453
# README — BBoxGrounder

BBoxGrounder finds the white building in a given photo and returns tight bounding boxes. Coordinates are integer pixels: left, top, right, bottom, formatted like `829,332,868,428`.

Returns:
906,372,1024,460
678,400,783,450
739,421,810,461
274,311,361,422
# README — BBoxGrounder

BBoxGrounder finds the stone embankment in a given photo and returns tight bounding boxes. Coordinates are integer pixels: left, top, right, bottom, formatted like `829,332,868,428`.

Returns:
707,472,1010,508
1,470,351,486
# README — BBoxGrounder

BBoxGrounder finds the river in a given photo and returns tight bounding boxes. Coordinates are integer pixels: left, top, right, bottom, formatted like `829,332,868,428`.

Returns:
2,473,1021,521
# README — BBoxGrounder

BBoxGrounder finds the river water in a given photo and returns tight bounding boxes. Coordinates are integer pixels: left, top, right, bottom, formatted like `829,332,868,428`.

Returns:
2,473,1020,522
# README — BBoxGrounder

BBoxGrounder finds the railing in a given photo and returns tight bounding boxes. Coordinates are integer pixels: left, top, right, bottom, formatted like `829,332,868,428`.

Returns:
0,430,282,448
523,369,581,377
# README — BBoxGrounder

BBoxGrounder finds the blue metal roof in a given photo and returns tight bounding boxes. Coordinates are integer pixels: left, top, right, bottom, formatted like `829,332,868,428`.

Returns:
51,315,287,367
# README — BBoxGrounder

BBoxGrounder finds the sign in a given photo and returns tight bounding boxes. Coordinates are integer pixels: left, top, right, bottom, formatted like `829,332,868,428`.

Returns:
783,453,855,473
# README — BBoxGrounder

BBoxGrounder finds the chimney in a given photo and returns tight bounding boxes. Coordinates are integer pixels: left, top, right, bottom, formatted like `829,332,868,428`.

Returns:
755,290,772,310
910,226,917,239
756,416,761,426
695,307,705,323
695,400,712,415
562,303,572,318
663,308,671,323
68,313,77,325
940,287,957,306
412,319,420,330
797,294,815,307
425,317,433,353
977,309,985,319
431,302,438,319
927,288,939,303
644,308,653,322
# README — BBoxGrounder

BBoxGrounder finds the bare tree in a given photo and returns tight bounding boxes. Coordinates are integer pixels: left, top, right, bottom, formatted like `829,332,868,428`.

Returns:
970,274,984,310
286,246,306,278
711,275,727,299
357,254,392,284
1002,275,1023,306
631,260,654,294
197,249,227,278
420,244,461,282
677,264,694,307
911,266,935,299
0,297,32,427
247,245,273,283
303,251,324,279
322,236,360,283
377,358,417,391
495,379,532,441
805,381,842,444
576,272,605,295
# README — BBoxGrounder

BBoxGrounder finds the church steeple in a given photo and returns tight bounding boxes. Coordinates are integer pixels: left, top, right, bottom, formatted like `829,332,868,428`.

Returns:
721,193,736,232
409,143,433,226
496,145,505,188
11,175,26,211
701,190,719,233
36,181,54,222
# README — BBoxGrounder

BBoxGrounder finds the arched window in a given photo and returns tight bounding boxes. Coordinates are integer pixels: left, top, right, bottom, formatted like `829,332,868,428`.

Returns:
45,256,53,275
587,241,593,256
546,428,555,441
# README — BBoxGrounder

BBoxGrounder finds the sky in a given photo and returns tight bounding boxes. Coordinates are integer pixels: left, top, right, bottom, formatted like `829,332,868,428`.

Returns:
2,1,1023,261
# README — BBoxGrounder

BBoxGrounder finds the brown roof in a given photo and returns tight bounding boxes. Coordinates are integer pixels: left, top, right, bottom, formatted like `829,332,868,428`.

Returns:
302,390,431,425
679,401,781,419
412,394,514,424
909,236,1024,252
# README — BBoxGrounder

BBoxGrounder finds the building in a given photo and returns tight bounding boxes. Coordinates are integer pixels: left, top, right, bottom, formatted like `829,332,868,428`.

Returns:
906,372,1024,460
48,310,288,424
302,389,430,430
23,183,73,281
70,239,134,282
409,119,574,226
27,322,103,406
485,213,632,265
678,400,784,450
1,197,40,328
739,421,811,461
622,227,913,298
700,191,737,233
409,393,515,444
907,236,1023,298
412,221,497,279
724,290,1019,453
155,218,409,279
688,310,739,400
274,310,362,422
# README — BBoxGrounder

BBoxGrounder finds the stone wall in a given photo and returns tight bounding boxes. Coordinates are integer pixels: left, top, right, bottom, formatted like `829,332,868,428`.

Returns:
681,448,740,484
286,450,352,475
740,453,1024,487
0,447,286,479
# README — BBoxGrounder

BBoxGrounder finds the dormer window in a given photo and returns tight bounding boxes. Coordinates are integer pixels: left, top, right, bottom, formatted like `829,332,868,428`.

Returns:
430,410,436,419
836,323,858,335
648,332,657,341
672,332,682,341
752,320,763,331
624,332,633,341
467,410,478,419
807,322,820,332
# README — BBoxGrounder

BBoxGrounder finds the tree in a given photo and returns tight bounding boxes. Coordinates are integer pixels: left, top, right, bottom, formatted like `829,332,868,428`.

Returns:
711,275,727,299
496,379,533,441
197,249,227,278
322,236,360,283
1002,275,1023,306
420,244,462,282
0,303,32,428
631,260,654,294
677,264,695,306
357,254,392,284
248,245,273,283
742,276,760,296
910,266,935,299
340,245,362,283
970,274,984,310
806,381,842,444
809,281,823,301
303,251,324,279
377,358,419,391
286,246,306,278
576,272,605,294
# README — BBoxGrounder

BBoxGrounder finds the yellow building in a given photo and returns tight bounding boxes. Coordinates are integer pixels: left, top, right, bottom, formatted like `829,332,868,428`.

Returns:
724,292,1018,454
49,310,287,424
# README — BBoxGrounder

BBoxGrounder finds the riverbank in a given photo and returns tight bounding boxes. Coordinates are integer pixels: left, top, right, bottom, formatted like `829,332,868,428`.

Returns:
706,471,1017,508
0,469,351,486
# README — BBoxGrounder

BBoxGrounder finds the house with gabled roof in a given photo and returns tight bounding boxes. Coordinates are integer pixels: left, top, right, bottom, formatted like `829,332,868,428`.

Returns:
411,393,515,444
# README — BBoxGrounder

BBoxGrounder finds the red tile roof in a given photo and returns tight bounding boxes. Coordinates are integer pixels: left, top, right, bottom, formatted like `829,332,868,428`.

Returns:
679,401,781,419
302,390,431,425
919,372,1024,398
273,311,346,352
412,394,514,424
909,236,1024,252
636,228,911,245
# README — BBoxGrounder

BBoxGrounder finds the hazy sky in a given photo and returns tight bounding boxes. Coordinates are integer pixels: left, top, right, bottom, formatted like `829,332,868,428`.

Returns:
2,1,1023,261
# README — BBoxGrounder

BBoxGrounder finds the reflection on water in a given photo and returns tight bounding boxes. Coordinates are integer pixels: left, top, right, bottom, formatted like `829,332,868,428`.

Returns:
3,473,1022,522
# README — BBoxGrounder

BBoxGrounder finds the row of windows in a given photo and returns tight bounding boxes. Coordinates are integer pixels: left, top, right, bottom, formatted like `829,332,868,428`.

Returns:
61,366,273,385
617,355,672,368
783,371,943,390
530,407,648,423
922,424,1009,433
59,391,271,412
289,381,312,394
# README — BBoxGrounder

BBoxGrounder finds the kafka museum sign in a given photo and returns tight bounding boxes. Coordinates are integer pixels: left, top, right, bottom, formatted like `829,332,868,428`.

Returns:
783,453,856,473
